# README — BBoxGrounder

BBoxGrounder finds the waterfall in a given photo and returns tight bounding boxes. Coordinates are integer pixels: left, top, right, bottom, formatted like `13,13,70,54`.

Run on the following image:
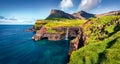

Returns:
65,28,69,40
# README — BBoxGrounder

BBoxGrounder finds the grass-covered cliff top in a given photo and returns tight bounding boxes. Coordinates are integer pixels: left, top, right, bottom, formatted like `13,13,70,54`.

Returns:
45,19,86,29
69,15,120,64
34,15,120,63
34,19,86,28
34,19,86,33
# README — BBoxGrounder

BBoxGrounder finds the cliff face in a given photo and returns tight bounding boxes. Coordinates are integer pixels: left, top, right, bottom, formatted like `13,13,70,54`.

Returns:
69,15,120,64
31,9,120,64
32,26,80,41
69,27,86,55
32,26,47,41
32,24,86,56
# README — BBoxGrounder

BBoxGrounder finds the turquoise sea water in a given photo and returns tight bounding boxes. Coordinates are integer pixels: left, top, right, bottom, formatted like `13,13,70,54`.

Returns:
0,25,70,64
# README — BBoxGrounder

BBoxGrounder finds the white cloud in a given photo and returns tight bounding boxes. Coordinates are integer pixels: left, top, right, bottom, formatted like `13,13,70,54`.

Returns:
78,0,102,11
0,17,36,25
60,0,74,10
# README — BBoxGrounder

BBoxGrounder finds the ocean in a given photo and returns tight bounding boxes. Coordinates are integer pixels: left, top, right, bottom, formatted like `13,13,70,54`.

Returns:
0,25,70,64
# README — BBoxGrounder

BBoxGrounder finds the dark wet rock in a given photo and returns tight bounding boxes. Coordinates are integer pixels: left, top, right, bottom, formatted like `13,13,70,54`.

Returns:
69,27,86,55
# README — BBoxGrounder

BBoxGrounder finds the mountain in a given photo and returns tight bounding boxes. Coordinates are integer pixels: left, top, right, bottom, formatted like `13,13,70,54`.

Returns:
46,9,76,20
96,10,120,17
46,9,96,20
46,9,120,20
33,9,120,64
72,11,95,19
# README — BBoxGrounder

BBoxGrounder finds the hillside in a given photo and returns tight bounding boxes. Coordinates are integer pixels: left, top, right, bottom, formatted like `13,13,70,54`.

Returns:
32,19,86,41
96,10,120,17
69,15,120,64
32,9,120,64
46,9,96,20
46,9,76,20
46,9,120,20
73,11,95,19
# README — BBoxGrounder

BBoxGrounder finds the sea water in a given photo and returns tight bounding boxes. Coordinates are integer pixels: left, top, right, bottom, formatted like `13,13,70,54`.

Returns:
0,25,70,64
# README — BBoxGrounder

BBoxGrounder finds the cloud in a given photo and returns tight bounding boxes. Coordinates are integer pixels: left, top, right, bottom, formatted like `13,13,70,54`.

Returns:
78,0,102,11
60,0,74,10
0,16,36,24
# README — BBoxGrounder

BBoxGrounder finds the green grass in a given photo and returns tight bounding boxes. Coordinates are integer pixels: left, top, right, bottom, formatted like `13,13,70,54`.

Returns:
45,19,86,29
34,19,86,33
34,20,48,29
69,15,120,64
34,16,120,64
47,29,57,33
84,16,120,44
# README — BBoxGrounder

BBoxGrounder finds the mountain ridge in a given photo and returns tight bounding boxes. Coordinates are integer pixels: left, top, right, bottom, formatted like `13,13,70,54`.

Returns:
46,9,120,20
46,9,76,20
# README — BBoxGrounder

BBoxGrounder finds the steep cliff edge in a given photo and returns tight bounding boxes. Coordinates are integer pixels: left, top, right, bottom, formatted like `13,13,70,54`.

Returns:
32,26,81,41
31,9,120,64
69,27,86,55
69,15,120,64
32,18,86,41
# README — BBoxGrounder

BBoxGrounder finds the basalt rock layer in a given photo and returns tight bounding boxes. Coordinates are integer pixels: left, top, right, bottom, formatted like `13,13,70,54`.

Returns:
69,27,86,55
32,26,81,41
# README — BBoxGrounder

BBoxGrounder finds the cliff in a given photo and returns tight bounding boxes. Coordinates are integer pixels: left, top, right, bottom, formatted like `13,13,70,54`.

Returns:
69,15,120,64
31,9,120,64
32,26,80,41
69,27,86,55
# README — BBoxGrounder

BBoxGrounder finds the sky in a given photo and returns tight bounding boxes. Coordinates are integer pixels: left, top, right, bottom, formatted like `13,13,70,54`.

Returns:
0,0,120,24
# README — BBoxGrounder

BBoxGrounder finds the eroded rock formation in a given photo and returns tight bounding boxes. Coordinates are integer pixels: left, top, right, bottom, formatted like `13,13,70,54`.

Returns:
69,27,86,55
32,26,80,41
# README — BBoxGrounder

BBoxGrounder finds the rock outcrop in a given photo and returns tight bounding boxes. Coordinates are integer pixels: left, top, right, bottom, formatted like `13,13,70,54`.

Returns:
32,26,47,41
32,25,86,55
32,26,80,41
69,27,86,55
32,9,120,57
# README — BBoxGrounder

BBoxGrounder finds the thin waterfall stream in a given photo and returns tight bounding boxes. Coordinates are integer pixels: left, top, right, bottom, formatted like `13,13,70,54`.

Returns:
65,28,69,40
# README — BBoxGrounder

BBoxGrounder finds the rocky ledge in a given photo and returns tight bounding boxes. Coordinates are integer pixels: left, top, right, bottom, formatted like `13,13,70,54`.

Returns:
69,27,86,55
32,25,86,55
32,26,80,41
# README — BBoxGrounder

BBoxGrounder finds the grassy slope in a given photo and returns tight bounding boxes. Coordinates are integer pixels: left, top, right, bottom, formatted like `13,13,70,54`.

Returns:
69,16,120,64
34,19,86,33
45,19,86,28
